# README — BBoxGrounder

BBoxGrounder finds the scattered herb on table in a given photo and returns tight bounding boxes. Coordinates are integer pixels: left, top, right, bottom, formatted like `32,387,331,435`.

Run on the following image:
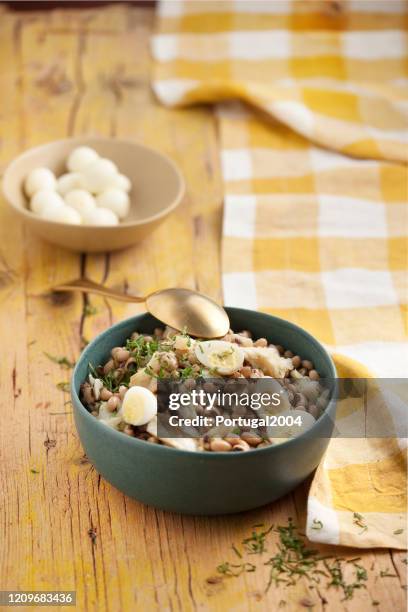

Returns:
212,519,371,602
232,544,242,558
56,381,70,392
353,512,368,534
380,569,398,578
324,559,368,600
242,525,273,555
393,528,404,535
311,519,323,530
217,561,256,577
84,304,98,317
30,468,39,474
44,352,75,369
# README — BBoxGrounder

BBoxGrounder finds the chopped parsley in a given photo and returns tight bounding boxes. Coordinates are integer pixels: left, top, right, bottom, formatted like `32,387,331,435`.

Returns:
44,352,75,369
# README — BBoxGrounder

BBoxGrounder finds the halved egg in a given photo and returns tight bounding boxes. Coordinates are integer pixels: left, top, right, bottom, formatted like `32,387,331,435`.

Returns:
122,386,157,426
194,340,244,375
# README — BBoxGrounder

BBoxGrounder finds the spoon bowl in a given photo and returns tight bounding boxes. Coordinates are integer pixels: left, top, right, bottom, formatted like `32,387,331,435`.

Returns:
52,279,230,338
146,288,229,338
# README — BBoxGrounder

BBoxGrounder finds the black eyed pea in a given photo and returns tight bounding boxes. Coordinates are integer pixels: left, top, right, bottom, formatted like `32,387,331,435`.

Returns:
103,359,115,375
308,404,320,418
233,334,253,347
254,337,268,347
154,328,163,338
240,431,262,447
81,383,95,406
294,392,307,407
232,440,250,451
100,387,113,401
284,350,294,358
275,345,284,355
309,369,320,381
210,438,232,452
118,385,128,400
112,347,130,363
240,366,252,378
240,330,252,338
224,434,242,447
302,360,314,371
291,355,302,368
107,395,120,412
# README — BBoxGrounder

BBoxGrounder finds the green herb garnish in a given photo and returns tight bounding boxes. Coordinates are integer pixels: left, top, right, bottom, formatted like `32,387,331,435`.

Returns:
311,519,323,530
353,512,368,534
44,352,75,369
84,304,98,317
217,562,256,577
242,525,273,555
56,381,70,392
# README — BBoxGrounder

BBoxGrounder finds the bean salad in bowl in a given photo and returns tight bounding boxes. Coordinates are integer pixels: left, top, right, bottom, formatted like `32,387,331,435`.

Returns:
80,325,329,453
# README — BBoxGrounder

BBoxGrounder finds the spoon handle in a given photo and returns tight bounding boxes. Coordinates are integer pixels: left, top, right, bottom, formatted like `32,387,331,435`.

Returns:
52,278,145,303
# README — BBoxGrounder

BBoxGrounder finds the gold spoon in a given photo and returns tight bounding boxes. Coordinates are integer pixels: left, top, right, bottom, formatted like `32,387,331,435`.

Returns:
52,278,230,339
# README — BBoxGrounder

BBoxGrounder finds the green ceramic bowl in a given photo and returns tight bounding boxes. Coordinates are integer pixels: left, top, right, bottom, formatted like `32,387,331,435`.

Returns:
71,308,337,515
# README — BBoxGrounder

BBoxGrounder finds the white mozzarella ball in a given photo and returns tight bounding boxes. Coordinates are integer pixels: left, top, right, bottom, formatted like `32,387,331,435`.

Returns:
111,173,132,192
81,158,118,193
65,189,96,216
67,146,99,172
30,189,65,215
40,204,82,225
57,172,84,196
82,207,119,226
25,167,56,197
96,188,130,220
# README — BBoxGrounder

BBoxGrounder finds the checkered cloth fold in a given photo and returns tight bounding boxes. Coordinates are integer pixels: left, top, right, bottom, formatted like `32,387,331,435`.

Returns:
152,0,407,548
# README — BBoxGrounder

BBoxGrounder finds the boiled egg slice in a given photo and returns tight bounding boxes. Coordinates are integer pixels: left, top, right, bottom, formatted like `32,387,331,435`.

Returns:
122,386,157,426
194,340,244,375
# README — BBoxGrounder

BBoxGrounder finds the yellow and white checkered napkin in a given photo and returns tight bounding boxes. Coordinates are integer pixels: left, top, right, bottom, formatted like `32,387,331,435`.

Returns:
152,0,407,548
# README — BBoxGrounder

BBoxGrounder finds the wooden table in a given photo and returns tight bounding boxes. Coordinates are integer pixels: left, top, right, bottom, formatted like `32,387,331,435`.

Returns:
0,5,406,611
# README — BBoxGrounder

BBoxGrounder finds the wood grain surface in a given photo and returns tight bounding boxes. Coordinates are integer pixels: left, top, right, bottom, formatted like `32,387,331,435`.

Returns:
0,5,406,611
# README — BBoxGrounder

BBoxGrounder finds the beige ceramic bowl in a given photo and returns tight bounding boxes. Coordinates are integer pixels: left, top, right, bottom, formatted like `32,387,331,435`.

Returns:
2,137,185,252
